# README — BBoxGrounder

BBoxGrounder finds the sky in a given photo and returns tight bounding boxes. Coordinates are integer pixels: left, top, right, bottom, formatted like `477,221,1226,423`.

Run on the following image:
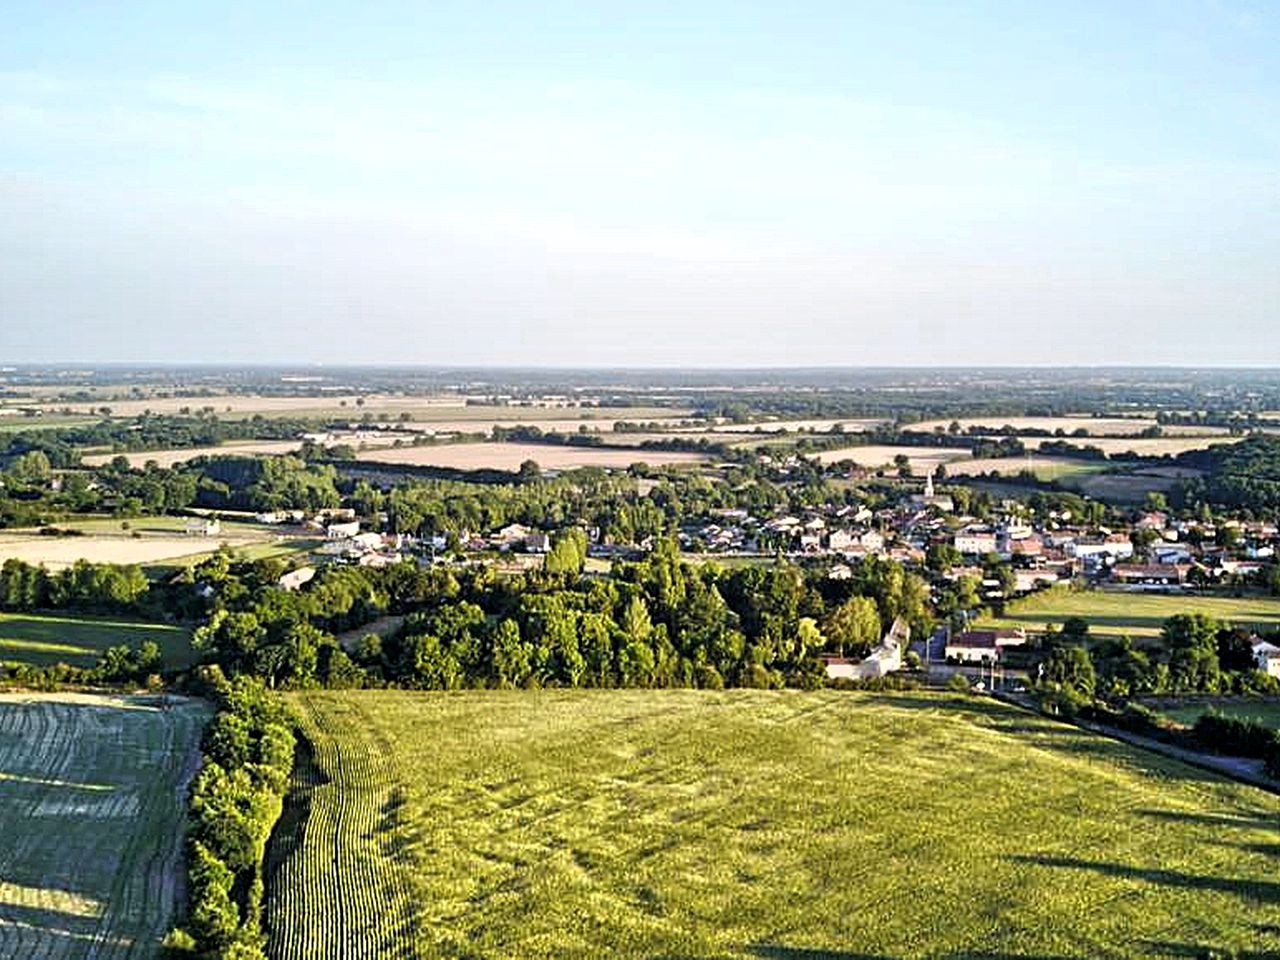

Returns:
1,1,1277,366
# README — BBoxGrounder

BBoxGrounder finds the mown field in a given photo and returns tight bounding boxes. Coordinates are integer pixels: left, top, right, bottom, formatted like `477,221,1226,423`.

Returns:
266,690,1280,959
0,693,207,959
976,588,1280,639
0,613,193,668
1150,698,1280,730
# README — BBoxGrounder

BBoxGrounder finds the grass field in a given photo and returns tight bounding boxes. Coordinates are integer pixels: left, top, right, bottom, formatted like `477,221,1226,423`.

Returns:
0,613,194,669
266,689,1280,959
976,587,1280,639
1149,699,1280,730
0,692,207,959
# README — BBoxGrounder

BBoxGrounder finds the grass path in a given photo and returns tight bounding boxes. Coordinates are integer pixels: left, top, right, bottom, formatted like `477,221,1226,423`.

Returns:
268,690,1280,959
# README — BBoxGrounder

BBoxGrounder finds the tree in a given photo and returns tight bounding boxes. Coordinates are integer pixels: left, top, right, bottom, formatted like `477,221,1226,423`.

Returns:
1040,645,1096,697
544,528,587,576
823,596,880,658
517,459,542,483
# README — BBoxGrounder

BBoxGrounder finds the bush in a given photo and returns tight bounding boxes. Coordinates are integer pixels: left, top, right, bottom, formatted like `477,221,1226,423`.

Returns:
946,673,972,694
1193,712,1280,759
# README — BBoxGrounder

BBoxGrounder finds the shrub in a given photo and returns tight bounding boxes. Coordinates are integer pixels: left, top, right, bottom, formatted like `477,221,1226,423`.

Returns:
1193,712,1279,759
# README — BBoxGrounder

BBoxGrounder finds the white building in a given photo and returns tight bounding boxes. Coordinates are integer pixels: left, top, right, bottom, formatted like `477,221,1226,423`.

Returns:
326,520,361,540
1252,638,1280,678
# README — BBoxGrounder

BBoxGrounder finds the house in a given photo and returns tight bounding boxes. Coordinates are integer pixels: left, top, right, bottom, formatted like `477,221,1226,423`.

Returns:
827,529,857,552
954,528,998,556
277,566,317,591
185,518,221,537
526,532,551,554
1252,639,1280,678
493,523,531,549
351,532,385,552
945,628,1027,663
326,520,360,540
1070,535,1135,562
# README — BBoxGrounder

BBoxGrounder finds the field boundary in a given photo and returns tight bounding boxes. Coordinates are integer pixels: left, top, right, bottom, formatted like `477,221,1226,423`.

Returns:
992,691,1279,796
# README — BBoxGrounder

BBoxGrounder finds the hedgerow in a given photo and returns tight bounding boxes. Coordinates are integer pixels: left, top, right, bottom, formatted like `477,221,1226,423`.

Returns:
169,669,295,959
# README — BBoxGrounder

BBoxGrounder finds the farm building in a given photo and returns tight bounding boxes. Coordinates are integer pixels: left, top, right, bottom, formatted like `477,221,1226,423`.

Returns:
1110,563,1191,588
184,518,221,537
946,628,1027,663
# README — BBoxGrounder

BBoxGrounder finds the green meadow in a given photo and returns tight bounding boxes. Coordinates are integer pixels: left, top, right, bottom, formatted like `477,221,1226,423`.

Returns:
266,689,1280,959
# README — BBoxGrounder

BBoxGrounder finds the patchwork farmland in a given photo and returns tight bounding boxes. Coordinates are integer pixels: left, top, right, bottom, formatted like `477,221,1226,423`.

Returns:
265,690,1280,959
0,693,207,959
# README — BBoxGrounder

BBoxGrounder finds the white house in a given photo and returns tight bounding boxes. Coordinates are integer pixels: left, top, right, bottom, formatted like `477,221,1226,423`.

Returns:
326,520,361,540
1252,638,1280,678
185,518,221,537
955,528,998,556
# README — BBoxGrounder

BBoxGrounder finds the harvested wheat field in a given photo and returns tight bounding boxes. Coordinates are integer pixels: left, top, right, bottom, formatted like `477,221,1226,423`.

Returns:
913,416,1229,437
813,445,971,470
0,534,259,569
355,442,709,471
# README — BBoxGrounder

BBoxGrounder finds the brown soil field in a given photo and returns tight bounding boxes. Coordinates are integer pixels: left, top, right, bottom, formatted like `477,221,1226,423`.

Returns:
355,442,710,471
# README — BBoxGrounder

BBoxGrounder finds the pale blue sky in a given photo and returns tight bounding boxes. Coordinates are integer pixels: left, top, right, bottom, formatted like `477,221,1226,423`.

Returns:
1,1,1277,365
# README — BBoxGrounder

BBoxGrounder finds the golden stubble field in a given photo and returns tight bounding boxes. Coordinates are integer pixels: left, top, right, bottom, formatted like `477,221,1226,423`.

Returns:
355,442,711,471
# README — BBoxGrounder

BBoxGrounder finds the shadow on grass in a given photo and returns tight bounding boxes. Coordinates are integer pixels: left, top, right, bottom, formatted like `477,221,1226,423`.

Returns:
1137,942,1278,959
738,947,1080,960
374,785,421,957
1139,809,1280,831
1010,855,1280,904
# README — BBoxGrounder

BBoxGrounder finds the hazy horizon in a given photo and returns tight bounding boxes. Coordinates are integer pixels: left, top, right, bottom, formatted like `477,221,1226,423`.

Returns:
3,2,1278,366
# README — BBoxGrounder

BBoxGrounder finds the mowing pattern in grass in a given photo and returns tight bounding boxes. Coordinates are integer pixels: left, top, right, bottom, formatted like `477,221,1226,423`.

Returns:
269,690,1280,959
976,587,1280,639
0,613,193,668
0,694,207,959
265,695,418,960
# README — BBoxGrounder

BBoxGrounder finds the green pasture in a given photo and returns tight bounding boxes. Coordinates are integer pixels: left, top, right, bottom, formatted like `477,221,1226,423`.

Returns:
0,613,194,669
1150,698,1280,730
977,587,1280,639
267,689,1280,959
